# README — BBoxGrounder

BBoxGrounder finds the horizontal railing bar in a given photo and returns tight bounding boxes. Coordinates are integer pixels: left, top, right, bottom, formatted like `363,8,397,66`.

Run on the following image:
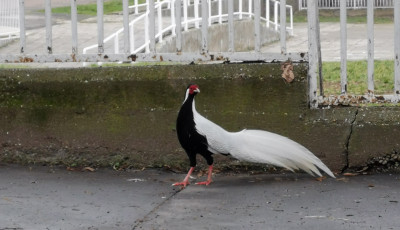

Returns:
0,52,308,63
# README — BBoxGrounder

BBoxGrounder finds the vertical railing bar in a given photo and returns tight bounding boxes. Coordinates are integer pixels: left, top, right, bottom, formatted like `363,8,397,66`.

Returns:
367,0,374,96
248,0,252,18
218,0,222,24
208,0,211,26
145,4,149,53
45,0,52,54
239,0,243,19
115,33,119,54
316,1,323,96
134,0,139,14
97,0,104,54
71,0,78,55
228,0,234,52
18,0,25,54
149,0,156,53
280,0,287,54
122,0,130,54
274,1,278,31
307,0,320,108
254,0,261,52
183,0,188,30
340,0,347,94
201,0,209,53
158,1,163,42
194,0,199,28
171,0,176,36
175,0,182,52
266,0,270,28
394,0,400,101
289,5,293,35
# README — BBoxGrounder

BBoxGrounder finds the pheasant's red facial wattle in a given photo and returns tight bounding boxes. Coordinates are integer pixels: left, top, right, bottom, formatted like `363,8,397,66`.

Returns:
189,85,200,95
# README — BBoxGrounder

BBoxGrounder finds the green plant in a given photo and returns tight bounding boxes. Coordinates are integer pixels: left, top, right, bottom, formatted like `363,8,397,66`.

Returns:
49,0,143,15
322,60,394,95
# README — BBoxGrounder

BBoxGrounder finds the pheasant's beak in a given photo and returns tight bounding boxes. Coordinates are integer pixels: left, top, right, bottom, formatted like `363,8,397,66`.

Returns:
194,88,200,93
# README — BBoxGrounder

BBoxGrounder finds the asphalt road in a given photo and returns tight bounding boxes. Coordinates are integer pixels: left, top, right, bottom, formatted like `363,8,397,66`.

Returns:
1,165,399,230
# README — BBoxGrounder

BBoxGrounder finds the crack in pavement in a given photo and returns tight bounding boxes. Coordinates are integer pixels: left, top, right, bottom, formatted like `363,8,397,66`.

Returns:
132,187,183,230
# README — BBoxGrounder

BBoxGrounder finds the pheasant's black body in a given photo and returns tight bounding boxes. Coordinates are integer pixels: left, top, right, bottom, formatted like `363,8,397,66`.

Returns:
176,92,213,167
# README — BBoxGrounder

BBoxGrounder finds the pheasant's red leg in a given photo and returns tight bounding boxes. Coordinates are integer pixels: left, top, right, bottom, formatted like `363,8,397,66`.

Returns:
172,167,195,187
196,165,213,186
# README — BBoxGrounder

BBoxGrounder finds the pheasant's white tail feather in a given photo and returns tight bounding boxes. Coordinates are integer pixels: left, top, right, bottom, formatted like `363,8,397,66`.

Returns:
193,108,335,178
227,130,335,178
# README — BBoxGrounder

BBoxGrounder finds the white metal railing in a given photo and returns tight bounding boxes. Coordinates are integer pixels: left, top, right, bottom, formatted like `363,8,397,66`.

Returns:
269,0,293,36
1,0,303,66
0,0,20,44
299,0,393,10
307,0,400,108
83,0,294,55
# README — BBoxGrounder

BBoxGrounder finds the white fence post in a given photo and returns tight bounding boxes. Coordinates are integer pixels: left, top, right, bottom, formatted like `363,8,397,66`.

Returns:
123,0,130,54
45,0,52,54
145,3,149,53
183,0,188,31
202,0,209,53
248,0,252,18
194,0,199,28
239,0,243,19
149,0,156,53
274,1,278,31
134,0,139,14
394,0,400,101
97,0,104,54
280,0,286,54
340,0,347,94
157,1,163,42
307,0,320,108
175,0,182,52
19,0,25,54
218,0,222,24
254,0,261,52
266,0,270,28
71,0,78,54
367,0,374,96
228,0,234,52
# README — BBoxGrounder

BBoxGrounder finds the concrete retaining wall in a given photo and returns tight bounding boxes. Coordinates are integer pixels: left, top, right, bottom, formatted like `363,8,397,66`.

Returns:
0,64,399,173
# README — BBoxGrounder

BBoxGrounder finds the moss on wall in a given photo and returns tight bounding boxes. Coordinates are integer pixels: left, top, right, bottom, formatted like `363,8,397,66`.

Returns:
1,63,398,173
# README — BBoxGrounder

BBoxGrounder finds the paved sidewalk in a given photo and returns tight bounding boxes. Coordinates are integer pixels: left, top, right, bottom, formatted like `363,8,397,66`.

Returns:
261,22,395,61
1,165,400,229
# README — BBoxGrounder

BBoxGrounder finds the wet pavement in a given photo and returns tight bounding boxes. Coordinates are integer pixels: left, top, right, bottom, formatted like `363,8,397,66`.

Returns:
1,164,400,230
